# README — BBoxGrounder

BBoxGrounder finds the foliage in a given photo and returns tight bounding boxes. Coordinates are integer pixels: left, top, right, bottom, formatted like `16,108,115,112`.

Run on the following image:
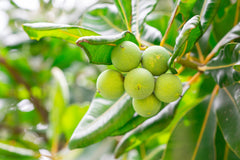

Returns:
0,0,240,159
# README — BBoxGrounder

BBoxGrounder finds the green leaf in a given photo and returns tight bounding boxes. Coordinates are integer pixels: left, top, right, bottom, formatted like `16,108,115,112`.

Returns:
61,104,89,140
214,83,240,157
205,43,240,87
81,4,125,35
168,15,202,73
178,0,198,21
49,67,69,149
22,23,99,44
131,0,159,35
215,126,240,160
163,96,216,160
200,0,221,33
145,145,166,160
114,86,189,158
0,142,39,159
140,23,162,45
76,31,138,64
113,0,132,30
69,93,135,149
110,114,148,136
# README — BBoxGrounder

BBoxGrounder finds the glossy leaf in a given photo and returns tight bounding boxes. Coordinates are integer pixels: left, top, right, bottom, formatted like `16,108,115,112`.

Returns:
168,15,202,73
69,93,135,149
110,114,147,136
113,0,132,30
214,83,240,157
215,126,240,160
200,0,221,33
205,43,240,87
23,23,99,44
76,31,138,64
114,86,189,158
131,0,159,35
81,4,125,35
163,97,216,160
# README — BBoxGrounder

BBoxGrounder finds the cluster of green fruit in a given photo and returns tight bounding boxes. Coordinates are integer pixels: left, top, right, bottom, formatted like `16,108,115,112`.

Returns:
96,41,182,117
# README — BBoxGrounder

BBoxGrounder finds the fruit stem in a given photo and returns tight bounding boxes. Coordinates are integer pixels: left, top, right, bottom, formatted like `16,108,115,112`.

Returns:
198,62,237,71
160,3,179,47
195,42,204,63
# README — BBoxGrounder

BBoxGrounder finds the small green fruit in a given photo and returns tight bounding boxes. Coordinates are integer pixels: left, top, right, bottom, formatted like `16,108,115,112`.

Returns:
124,68,154,99
111,41,141,72
142,46,170,76
133,94,162,117
96,69,124,99
154,73,182,103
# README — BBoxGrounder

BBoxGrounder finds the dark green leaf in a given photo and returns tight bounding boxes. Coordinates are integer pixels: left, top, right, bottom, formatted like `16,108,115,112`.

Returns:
113,0,132,30
131,0,159,35
200,0,221,33
76,31,138,64
205,43,240,87
168,15,202,73
145,145,166,160
212,2,237,41
69,93,135,149
140,23,162,45
163,96,216,160
81,4,125,35
23,23,99,44
214,83,240,157
215,126,240,160
114,86,189,158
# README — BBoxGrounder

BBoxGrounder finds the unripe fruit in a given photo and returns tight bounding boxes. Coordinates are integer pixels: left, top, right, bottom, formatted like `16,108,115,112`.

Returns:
111,41,141,72
154,73,182,103
96,69,124,99
133,94,162,117
124,68,154,99
142,46,170,76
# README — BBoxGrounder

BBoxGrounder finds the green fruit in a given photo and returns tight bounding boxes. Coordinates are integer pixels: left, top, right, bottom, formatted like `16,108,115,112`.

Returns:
111,41,141,72
142,46,170,76
154,73,182,103
96,69,124,99
133,94,162,117
124,68,154,99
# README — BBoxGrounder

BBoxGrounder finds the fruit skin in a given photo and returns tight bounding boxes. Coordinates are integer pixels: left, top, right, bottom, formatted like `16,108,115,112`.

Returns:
111,41,141,72
124,68,154,99
96,69,124,99
142,46,170,76
133,94,162,117
154,73,182,103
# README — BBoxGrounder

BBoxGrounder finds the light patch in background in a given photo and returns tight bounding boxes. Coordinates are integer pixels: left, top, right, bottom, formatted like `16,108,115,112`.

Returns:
17,99,34,112
52,0,76,11
12,0,40,11
0,11,9,33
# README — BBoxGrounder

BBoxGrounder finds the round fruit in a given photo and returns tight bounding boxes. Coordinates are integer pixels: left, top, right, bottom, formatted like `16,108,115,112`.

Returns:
142,46,170,76
124,68,154,99
96,69,124,99
111,41,141,72
154,73,182,103
133,94,162,117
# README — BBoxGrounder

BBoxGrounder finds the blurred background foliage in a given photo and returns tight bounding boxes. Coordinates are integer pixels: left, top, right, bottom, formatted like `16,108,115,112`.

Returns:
0,0,239,160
